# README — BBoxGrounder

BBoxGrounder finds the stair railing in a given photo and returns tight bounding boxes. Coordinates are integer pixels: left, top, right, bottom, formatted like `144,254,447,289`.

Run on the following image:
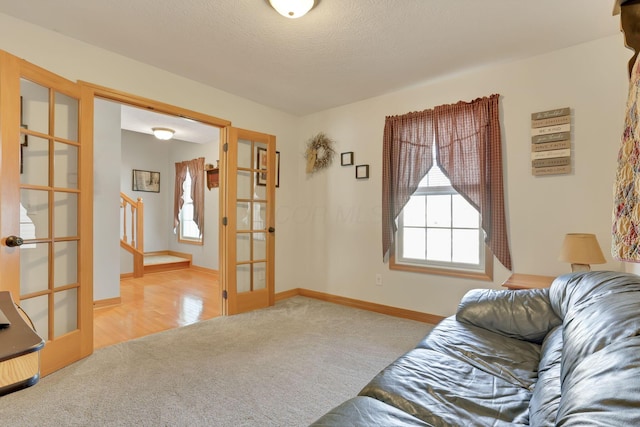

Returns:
120,193,144,278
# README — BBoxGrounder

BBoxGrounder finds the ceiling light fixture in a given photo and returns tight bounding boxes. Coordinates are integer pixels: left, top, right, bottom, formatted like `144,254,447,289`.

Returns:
269,0,315,19
152,127,175,140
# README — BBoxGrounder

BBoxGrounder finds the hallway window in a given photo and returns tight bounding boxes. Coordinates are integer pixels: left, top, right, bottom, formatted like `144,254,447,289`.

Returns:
174,157,205,244
178,167,202,243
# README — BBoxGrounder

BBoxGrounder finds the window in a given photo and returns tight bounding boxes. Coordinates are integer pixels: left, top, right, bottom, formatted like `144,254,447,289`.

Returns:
174,157,205,245
392,147,489,279
177,167,203,244
383,95,510,279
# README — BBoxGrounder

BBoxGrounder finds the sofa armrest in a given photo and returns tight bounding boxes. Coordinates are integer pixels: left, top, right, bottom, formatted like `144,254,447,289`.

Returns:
456,288,561,344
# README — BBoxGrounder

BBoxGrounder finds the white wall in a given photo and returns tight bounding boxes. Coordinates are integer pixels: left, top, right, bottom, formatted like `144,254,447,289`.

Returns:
119,130,170,274
118,130,221,273
94,99,122,301
2,12,632,318
120,130,171,252
295,34,630,317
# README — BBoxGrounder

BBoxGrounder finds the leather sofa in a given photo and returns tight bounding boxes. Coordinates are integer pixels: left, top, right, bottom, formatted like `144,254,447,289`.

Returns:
311,271,640,426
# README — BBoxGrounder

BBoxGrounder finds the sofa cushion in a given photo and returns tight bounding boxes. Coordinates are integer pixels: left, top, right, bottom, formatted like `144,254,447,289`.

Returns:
310,396,434,427
556,335,640,426
528,325,563,427
358,348,531,426
456,288,561,344
549,271,640,384
549,271,640,320
417,317,541,389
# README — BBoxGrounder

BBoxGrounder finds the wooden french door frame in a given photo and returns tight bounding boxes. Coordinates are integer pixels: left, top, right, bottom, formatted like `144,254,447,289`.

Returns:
83,88,278,316
222,127,276,315
82,81,232,313
0,51,93,375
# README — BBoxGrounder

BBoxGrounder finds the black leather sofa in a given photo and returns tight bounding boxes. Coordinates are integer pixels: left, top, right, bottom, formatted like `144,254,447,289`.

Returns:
311,271,640,426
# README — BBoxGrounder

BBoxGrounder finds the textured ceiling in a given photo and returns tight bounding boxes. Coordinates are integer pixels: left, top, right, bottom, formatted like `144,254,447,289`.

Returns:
0,0,621,117
119,104,220,145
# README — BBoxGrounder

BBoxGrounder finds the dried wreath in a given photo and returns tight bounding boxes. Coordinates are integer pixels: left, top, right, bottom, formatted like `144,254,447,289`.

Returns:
305,132,335,174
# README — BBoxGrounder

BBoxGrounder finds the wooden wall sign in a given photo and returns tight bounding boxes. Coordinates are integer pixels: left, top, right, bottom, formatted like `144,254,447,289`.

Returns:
530,108,571,176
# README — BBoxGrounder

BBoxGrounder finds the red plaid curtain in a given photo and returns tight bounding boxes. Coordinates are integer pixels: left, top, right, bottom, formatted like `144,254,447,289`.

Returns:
382,94,512,271
173,161,188,231
382,110,435,261
173,157,205,237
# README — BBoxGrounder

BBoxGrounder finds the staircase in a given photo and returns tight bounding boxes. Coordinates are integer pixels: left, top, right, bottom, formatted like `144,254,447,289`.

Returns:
144,251,192,274
120,193,193,277
120,193,145,278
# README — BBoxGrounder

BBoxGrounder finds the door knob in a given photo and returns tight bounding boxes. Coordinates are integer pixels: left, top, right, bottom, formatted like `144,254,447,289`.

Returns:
5,236,24,247
268,227,275,233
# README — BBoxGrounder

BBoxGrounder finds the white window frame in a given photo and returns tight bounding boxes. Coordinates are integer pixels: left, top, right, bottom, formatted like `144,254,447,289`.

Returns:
391,164,492,281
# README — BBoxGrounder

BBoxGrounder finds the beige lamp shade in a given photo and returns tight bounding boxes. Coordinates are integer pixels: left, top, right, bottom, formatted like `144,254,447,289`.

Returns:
558,233,606,272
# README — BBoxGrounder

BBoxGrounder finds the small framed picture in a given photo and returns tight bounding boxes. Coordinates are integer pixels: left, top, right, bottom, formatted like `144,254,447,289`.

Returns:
132,169,161,193
341,152,354,166
20,124,28,147
356,164,369,179
275,151,280,188
257,148,281,187
257,147,268,186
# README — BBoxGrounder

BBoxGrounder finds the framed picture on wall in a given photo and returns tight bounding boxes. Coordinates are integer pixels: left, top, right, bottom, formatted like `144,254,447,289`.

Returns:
355,164,369,179
341,152,354,166
132,169,160,192
257,147,268,186
256,149,280,187
275,151,280,188
20,125,28,147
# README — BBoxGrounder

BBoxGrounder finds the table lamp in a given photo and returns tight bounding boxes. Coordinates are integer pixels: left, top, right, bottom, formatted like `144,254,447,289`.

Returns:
558,233,606,272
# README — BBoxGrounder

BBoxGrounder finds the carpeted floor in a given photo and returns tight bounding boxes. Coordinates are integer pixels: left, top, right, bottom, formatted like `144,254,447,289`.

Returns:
0,296,434,426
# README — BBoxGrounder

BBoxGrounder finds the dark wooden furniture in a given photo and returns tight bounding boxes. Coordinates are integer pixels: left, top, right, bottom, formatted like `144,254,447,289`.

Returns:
206,168,219,189
0,291,44,396
502,274,555,290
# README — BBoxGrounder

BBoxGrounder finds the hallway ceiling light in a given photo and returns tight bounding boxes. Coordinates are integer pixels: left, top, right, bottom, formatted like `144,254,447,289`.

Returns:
152,127,175,140
269,0,314,19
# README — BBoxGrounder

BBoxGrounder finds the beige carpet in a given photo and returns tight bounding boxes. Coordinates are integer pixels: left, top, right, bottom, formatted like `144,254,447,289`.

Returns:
0,296,434,426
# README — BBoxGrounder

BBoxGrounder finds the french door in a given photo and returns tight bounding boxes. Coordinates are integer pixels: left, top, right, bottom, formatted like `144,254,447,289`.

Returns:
0,51,93,375
222,127,276,315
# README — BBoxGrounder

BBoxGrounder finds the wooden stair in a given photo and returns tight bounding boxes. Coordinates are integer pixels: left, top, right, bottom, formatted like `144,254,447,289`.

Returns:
144,251,192,274
120,193,193,277
120,193,145,278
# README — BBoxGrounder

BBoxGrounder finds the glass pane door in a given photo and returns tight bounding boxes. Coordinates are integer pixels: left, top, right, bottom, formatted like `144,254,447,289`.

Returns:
0,51,91,377
19,77,81,341
224,128,275,315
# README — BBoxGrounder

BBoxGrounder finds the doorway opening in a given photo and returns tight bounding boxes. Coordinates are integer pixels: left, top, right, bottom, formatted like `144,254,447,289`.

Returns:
92,97,225,349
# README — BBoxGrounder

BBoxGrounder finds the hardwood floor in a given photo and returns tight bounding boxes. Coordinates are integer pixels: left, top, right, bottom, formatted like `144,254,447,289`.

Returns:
93,268,221,350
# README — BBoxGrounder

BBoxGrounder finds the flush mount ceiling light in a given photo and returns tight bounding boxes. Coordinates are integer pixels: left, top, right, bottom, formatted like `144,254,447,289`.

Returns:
152,127,175,140
269,0,315,18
